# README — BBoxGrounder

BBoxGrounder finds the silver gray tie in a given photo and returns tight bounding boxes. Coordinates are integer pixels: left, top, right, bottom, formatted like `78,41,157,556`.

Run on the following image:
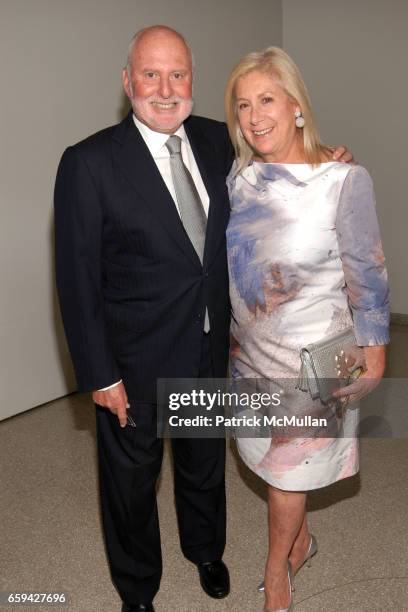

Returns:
165,135,210,332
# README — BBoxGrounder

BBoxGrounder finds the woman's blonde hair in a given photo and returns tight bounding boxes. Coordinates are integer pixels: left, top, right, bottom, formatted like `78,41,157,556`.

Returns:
225,46,329,173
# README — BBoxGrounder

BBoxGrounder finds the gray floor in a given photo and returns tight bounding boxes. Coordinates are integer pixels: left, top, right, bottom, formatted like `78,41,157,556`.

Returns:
1,326,408,612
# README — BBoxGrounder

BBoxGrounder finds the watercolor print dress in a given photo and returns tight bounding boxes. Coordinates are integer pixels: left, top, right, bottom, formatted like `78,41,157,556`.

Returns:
226,162,389,490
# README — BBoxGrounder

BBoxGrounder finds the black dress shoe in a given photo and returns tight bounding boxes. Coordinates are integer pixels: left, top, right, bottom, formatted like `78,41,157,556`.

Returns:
197,560,230,599
121,604,155,612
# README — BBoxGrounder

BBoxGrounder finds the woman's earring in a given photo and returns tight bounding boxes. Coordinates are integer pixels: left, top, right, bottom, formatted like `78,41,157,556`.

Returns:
238,128,243,138
295,109,305,128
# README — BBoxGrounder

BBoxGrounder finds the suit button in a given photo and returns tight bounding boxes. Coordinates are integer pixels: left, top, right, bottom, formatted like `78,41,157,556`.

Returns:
204,272,209,277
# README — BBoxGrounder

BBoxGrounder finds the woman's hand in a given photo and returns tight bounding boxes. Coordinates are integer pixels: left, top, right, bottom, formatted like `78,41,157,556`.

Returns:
332,345,386,404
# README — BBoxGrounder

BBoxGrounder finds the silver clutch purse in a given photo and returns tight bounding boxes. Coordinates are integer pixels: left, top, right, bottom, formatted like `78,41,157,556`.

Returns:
297,327,365,404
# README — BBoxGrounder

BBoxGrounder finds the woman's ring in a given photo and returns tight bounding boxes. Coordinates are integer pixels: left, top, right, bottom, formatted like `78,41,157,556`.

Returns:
340,396,350,408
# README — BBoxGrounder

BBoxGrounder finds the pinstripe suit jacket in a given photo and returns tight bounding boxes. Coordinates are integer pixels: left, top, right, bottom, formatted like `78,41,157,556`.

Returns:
54,112,233,402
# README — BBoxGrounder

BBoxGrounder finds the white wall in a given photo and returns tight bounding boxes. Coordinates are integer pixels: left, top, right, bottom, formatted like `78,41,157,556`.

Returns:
0,0,282,420
283,0,408,313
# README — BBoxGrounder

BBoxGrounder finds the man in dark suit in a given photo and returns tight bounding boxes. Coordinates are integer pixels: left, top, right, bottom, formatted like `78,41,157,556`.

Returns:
55,26,232,612
55,25,352,612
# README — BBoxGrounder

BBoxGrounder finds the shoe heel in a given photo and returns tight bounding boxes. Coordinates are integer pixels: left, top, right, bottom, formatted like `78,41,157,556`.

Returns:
306,539,318,568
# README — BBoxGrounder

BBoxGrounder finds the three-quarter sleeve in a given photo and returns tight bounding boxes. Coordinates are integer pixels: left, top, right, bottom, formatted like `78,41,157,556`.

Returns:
336,165,390,346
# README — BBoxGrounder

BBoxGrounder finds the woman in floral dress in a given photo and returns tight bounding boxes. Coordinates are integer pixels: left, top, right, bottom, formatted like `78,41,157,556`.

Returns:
224,47,389,612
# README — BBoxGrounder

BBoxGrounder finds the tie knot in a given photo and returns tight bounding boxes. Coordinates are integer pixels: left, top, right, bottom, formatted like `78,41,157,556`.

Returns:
166,135,182,155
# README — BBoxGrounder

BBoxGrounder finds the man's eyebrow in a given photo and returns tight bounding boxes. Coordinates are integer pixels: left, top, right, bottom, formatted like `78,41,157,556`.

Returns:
140,67,189,73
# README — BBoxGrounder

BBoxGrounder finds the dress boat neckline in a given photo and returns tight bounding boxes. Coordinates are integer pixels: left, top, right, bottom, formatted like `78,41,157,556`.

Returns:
252,160,337,167
249,160,343,186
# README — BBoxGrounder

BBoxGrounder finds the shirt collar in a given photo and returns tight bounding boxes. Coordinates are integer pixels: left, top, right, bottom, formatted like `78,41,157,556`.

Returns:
132,114,187,156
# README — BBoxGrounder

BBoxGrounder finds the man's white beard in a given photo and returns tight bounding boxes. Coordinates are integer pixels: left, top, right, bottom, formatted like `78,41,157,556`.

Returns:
131,94,194,133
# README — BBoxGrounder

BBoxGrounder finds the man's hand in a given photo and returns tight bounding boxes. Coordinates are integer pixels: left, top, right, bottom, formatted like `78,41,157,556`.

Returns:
330,146,356,164
92,382,129,428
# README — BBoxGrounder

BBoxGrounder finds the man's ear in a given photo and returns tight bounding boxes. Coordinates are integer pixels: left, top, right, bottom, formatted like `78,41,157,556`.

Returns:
122,68,131,98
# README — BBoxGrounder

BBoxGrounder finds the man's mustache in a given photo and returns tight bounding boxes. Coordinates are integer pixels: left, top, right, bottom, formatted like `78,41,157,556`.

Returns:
134,95,193,105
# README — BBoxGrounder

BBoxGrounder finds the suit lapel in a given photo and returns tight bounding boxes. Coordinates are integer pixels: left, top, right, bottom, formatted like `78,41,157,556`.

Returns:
112,113,201,268
112,113,229,270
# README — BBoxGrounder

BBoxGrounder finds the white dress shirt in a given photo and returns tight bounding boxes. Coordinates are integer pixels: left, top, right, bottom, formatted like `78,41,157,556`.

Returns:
98,115,210,392
132,114,210,216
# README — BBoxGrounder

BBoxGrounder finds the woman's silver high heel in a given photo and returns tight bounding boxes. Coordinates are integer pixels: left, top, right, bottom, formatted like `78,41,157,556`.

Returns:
264,561,293,612
258,534,318,592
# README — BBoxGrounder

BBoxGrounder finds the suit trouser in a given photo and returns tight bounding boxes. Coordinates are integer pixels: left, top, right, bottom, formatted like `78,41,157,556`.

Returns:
95,334,227,605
